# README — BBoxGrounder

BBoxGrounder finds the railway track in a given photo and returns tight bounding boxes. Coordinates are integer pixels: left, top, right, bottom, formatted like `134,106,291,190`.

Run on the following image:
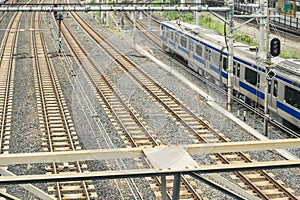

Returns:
129,10,300,138
31,10,97,199
0,6,23,197
134,12,299,138
107,13,300,199
58,10,205,199
9,2,291,197
0,4,20,156
0,6,294,199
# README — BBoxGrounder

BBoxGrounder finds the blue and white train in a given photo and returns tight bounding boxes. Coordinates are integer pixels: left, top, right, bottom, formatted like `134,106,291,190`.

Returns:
160,20,300,132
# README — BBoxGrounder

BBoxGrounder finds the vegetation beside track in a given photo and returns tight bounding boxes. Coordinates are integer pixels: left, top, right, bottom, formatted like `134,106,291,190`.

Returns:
198,14,300,59
155,7,300,59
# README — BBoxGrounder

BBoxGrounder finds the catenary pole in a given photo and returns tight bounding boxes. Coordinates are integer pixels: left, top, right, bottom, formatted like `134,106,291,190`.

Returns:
227,0,234,112
264,0,271,136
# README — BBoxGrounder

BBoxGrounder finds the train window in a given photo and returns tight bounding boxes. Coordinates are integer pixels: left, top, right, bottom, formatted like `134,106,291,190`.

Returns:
245,67,259,87
196,44,202,57
180,36,187,48
284,86,300,109
223,57,228,71
273,80,278,97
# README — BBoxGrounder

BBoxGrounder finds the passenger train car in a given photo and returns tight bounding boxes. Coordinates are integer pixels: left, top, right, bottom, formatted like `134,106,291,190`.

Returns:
160,20,300,132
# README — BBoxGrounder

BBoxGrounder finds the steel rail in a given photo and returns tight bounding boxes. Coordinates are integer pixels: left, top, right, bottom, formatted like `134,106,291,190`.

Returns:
0,4,23,154
68,11,207,200
32,11,62,200
72,12,220,141
120,14,300,199
61,19,158,148
64,6,298,200
32,11,92,199
58,8,204,199
134,9,300,138
60,14,157,200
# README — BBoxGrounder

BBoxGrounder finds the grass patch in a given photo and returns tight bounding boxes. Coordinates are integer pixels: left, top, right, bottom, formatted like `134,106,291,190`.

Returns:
199,14,225,35
280,51,300,59
199,15,258,46
164,12,194,23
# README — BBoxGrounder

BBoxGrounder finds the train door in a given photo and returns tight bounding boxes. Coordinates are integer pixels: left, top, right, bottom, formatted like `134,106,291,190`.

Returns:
266,79,272,109
270,79,278,109
233,62,241,88
188,40,193,59
174,32,179,51
204,47,211,74
221,56,227,84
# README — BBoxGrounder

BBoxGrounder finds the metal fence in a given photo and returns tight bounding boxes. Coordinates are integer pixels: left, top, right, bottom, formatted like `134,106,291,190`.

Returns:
234,3,300,31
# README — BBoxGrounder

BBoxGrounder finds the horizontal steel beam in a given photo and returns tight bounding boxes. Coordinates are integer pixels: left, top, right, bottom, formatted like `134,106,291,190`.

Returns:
185,138,300,154
0,160,299,185
0,168,55,200
0,6,230,12
0,138,299,165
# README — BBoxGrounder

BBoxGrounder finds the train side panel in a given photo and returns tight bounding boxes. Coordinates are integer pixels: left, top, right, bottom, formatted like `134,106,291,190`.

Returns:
160,21,300,130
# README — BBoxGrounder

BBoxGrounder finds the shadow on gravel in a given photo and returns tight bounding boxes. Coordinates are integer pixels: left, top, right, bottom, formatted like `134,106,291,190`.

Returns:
48,52,73,58
13,52,33,59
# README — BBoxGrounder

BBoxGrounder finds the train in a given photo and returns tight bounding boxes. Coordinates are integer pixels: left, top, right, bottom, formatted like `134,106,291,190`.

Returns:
160,20,300,132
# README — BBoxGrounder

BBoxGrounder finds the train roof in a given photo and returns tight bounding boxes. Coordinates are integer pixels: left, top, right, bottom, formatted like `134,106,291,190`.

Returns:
162,21,300,77
277,59,300,76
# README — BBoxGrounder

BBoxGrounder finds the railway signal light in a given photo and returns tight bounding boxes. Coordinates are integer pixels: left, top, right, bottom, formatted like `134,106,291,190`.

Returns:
270,38,281,57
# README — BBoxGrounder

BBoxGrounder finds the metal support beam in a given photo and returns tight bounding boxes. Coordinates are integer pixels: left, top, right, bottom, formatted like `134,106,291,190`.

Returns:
234,17,255,30
161,175,167,200
185,138,300,155
0,6,230,12
0,190,21,200
0,160,299,185
172,173,181,200
233,14,280,18
0,168,55,200
209,10,229,24
0,139,299,165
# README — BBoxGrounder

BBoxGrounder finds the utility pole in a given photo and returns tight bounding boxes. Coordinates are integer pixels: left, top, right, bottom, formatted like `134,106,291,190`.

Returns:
259,0,266,53
56,14,63,53
258,0,270,136
195,0,201,25
263,0,271,136
227,0,234,112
